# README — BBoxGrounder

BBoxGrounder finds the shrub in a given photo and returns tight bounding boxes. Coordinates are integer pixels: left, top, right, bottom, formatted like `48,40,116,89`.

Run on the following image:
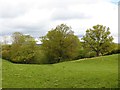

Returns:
2,45,11,60
105,44,120,55
10,43,36,63
33,49,49,64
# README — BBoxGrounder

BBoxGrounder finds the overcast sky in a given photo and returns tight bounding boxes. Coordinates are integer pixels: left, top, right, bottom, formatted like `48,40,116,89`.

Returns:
0,0,119,43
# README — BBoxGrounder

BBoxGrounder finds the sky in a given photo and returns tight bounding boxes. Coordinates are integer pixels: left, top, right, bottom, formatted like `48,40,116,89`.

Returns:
0,0,119,44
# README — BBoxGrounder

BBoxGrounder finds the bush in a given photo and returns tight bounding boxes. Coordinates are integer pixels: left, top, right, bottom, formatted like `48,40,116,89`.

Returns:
33,49,49,64
2,50,10,60
89,51,96,58
75,47,96,60
10,43,36,63
2,45,11,60
105,44,120,55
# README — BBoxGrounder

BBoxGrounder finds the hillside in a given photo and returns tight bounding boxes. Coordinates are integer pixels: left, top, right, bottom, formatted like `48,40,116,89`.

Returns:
0,58,1,89
2,54,118,88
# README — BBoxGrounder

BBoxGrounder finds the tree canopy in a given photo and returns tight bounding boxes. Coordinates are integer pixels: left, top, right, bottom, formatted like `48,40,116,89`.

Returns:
41,24,80,63
10,32,36,63
1,24,118,64
82,24,114,56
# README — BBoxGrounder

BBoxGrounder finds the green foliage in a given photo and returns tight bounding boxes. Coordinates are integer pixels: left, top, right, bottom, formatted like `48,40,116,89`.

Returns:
76,46,96,59
32,46,49,64
2,45,11,60
82,24,114,56
2,24,119,64
41,24,80,63
10,42,36,63
2,54,118,88
12,32,25,45
10,32,36,63
106,43,120,55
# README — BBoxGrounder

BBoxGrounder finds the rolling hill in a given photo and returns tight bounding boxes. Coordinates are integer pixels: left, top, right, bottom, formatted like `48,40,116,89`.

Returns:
2,54,118,88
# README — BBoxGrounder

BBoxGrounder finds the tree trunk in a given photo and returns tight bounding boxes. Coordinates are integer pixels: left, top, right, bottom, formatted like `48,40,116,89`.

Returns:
96,51,99,56
57,58,60,63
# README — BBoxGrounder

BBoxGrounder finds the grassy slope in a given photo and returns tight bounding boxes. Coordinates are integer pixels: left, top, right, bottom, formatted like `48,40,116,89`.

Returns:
2,54,118,88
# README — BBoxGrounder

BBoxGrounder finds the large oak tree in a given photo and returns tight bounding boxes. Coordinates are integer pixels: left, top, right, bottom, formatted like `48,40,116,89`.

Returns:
41,24,80,63
82,24,114,56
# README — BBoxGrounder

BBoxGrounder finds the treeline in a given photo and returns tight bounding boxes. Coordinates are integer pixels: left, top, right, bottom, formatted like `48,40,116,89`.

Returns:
1,24,120,64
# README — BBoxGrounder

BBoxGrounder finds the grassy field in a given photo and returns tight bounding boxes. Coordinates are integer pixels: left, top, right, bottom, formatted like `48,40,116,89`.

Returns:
0,57,1,89
2,54,118,88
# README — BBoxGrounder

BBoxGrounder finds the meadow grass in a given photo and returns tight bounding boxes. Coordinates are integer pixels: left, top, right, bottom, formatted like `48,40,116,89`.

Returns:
2,54,118,88
0,57,2,89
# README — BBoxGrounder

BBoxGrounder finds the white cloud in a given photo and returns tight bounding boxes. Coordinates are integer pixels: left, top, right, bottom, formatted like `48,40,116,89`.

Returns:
0,0,118,43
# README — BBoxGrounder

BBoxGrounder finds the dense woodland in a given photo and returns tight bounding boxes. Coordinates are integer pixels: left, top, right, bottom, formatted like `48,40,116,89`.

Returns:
1,24,120,64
